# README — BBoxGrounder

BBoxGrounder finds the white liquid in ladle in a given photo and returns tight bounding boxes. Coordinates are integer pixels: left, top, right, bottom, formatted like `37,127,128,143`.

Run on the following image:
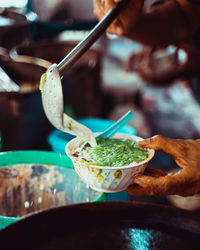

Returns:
40,64,97,147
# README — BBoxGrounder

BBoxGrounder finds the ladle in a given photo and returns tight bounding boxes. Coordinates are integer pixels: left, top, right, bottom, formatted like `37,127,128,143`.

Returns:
41,0,129,147
57,0,128,75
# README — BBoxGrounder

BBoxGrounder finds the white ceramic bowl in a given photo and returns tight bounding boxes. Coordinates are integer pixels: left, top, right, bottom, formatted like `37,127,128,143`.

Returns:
66,133,155,193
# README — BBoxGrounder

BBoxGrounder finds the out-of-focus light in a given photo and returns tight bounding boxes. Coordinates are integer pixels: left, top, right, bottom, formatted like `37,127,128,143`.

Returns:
0,0,28,8
178,49,188,64
129,228,152,249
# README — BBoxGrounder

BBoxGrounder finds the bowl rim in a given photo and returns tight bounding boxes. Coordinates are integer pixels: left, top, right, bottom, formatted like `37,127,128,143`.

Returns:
0,150,73,168
65,133,155,170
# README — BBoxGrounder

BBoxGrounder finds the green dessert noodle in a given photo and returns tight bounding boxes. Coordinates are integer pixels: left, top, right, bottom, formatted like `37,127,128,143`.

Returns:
78,138,149,167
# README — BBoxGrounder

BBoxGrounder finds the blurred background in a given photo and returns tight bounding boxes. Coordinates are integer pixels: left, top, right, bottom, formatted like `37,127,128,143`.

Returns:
0,0,200,175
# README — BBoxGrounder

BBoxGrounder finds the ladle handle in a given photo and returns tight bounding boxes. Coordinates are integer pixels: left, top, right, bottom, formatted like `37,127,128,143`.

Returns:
58,0,128,74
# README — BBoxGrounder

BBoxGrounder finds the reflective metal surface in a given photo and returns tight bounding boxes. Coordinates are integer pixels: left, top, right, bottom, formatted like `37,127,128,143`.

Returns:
1,201,200,249
0,163,102,218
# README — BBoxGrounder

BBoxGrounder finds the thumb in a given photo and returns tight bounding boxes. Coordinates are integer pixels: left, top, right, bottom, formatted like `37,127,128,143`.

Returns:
138,135,181,159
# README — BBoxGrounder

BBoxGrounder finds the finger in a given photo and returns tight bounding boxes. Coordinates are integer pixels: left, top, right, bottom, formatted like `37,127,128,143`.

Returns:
105,0,116,10
143,166,167,177
132,168,199,196
126,169,173,196
127,182,200,196
105,0,125,35
118,0,143,32
126,184,155,196
94,0,123,34
93,0,106,19
133,174,172,195
138,135,183,158
108,19,124,35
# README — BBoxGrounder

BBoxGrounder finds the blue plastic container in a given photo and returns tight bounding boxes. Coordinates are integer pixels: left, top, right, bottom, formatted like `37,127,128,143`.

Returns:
48,117,136,154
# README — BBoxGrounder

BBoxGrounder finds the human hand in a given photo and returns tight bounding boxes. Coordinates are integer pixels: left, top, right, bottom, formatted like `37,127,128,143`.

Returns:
126,44,200,85
93,0,144,36
127,135,200,196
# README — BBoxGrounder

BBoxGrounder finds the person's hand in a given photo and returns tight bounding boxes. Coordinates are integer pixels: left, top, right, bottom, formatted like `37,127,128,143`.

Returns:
127,135,200,196
93,0,144,36
125,44,200,85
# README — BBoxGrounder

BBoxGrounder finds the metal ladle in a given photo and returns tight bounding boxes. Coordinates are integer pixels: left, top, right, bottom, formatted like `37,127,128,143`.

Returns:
41,0,129,146
57,0,128,75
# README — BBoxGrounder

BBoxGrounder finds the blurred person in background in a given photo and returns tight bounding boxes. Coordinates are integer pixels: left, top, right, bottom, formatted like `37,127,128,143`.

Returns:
94,0,200,101
93,0,200,196
32,0,95,21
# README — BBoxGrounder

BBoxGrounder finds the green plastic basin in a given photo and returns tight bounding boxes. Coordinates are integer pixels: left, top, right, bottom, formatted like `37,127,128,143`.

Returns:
0,150,106,229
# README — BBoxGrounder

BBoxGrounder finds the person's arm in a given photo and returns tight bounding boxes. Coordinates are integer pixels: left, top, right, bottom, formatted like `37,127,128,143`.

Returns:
93,0,200,47
125,43,200,85
129,0,200,46
126,135,200,196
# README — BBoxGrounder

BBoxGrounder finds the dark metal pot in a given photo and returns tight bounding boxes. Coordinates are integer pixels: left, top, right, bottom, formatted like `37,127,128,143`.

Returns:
0,8,31,49
0,48,51,150
0,40,102,151
1,201,200,249
12,41,103,117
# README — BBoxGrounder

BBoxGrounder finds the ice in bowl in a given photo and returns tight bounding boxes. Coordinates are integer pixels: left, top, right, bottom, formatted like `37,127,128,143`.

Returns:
66,133,155,193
